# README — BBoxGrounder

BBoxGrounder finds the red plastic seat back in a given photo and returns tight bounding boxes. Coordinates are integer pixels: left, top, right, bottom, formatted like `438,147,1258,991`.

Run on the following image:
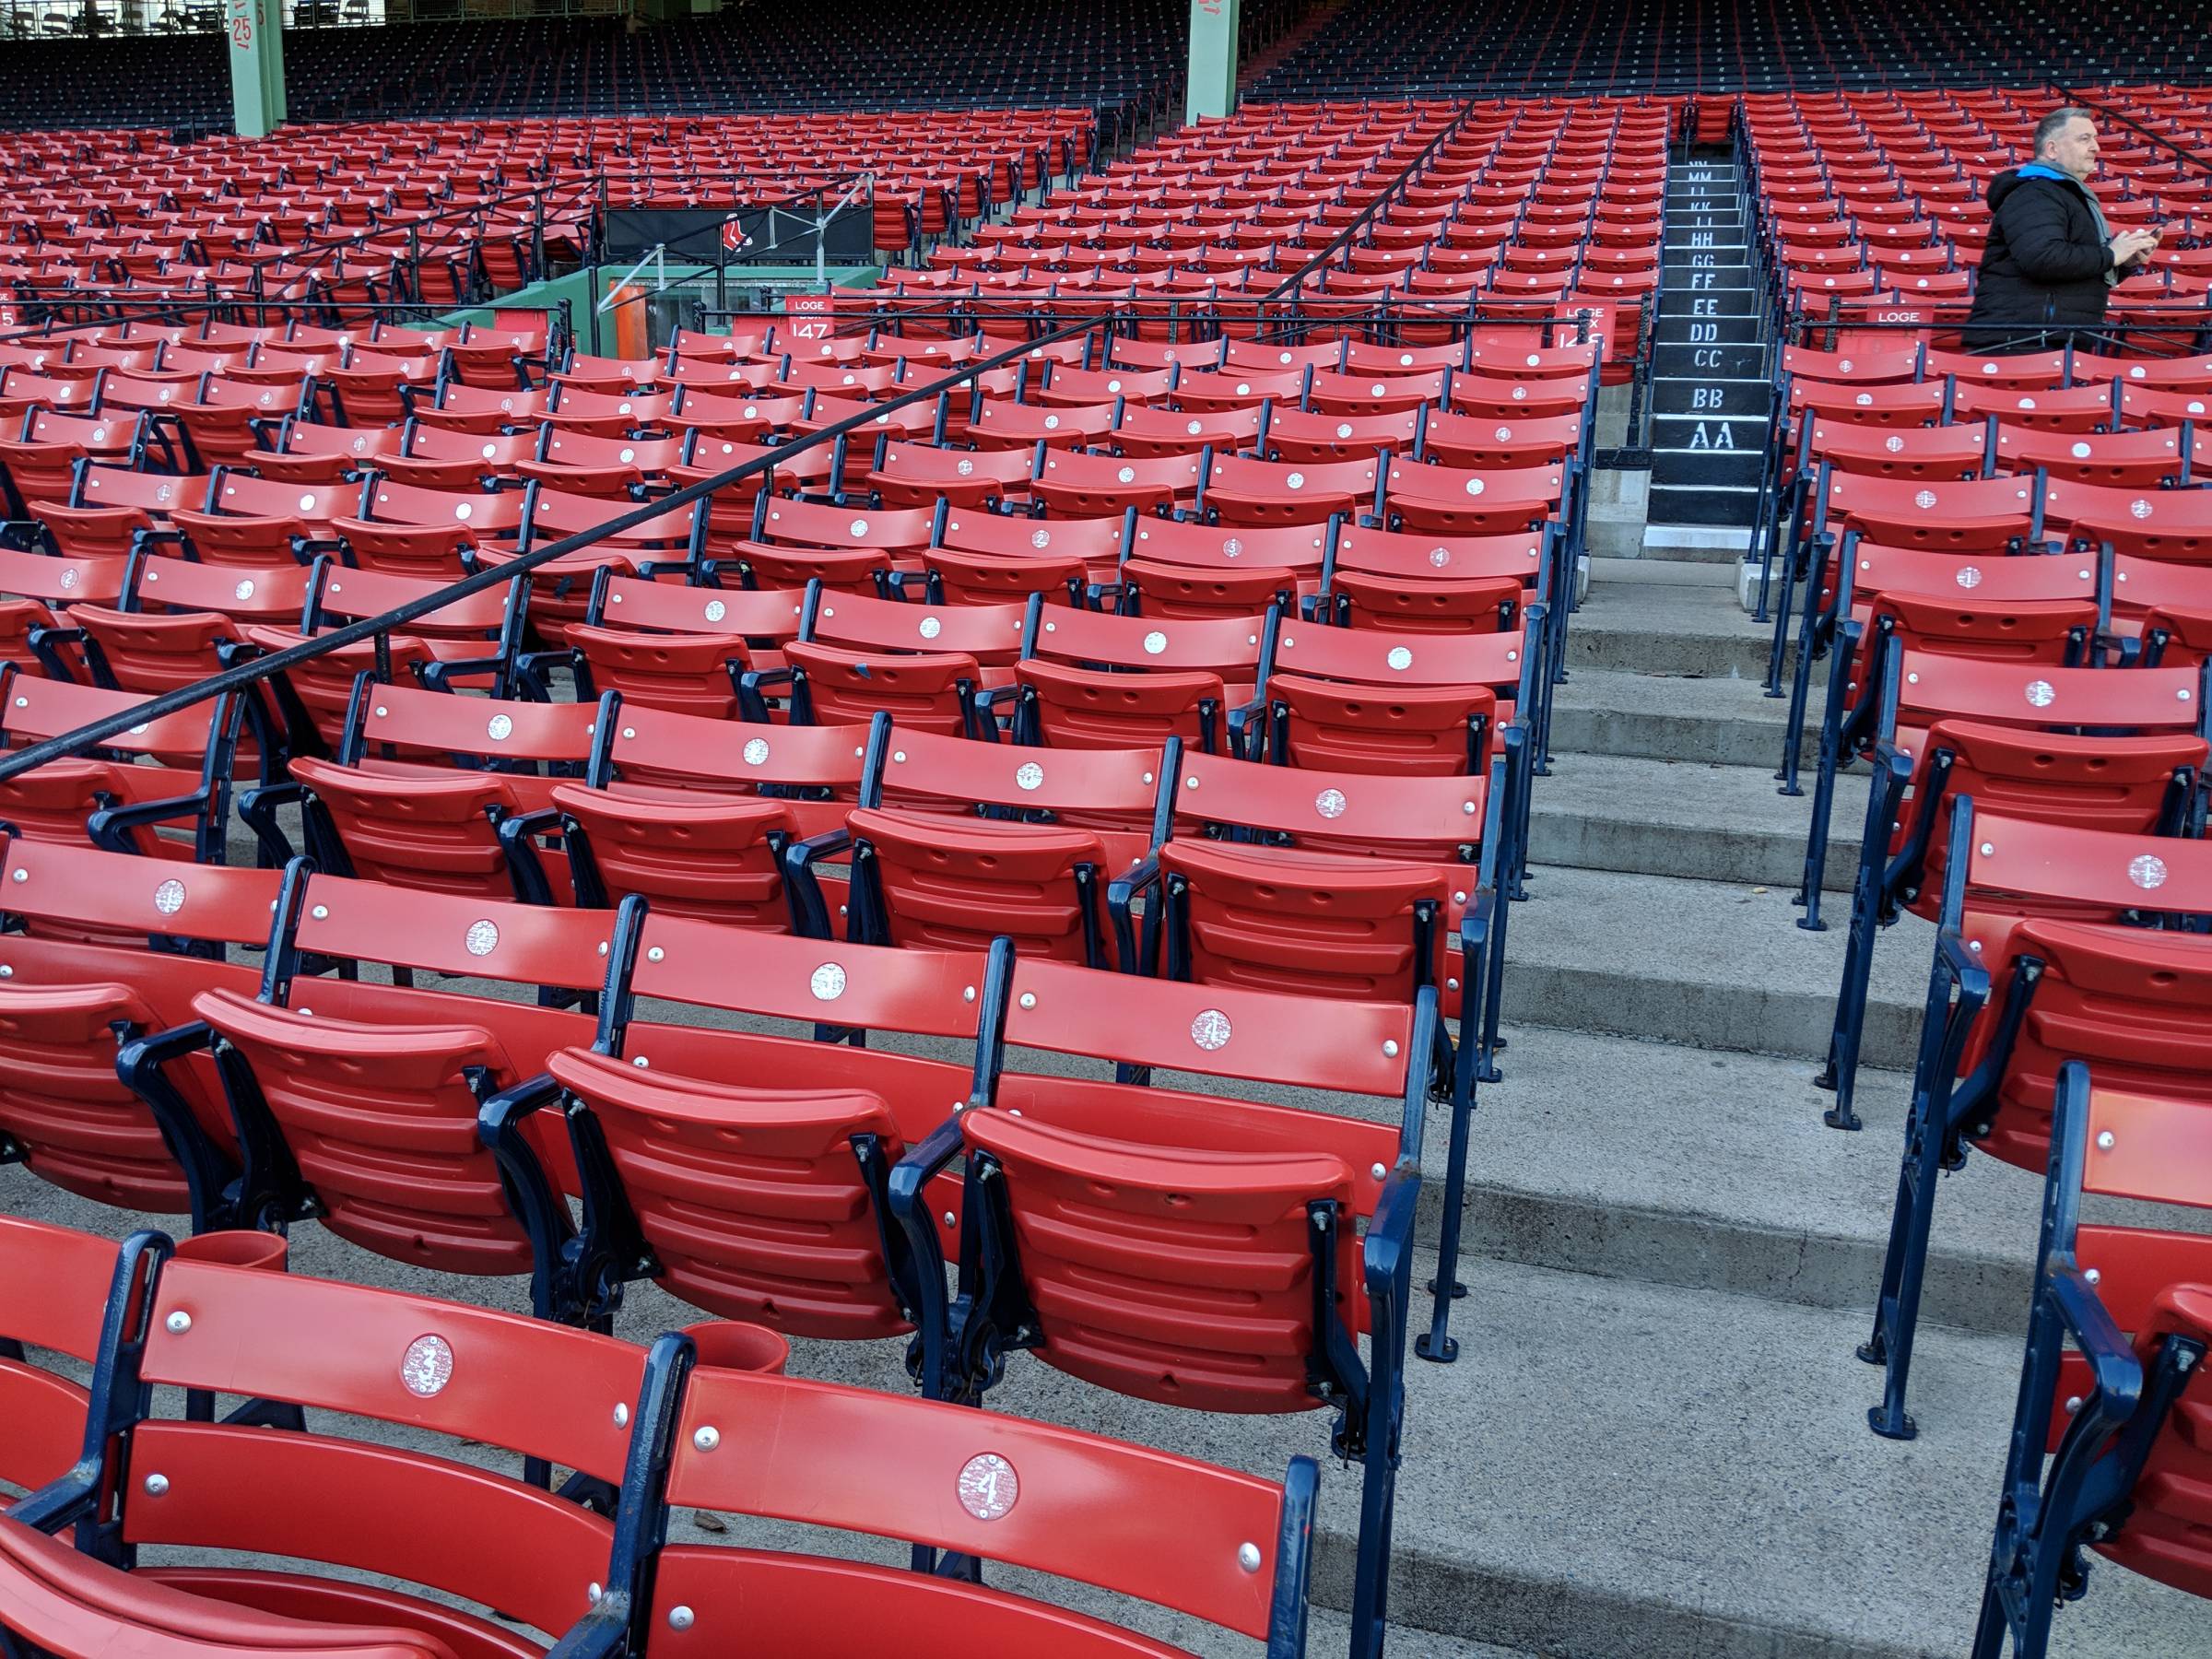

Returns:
1869,591,2096,665
0,1217,125,1491
1822,472,2038,551
547,1046,910,1337
130,1261,638,1631
1970,922,2212,1173
553,782,794,927
1162,836,1453,1005
787,641,982,735
850,805,1106,960
0,1513,458,1659
654,1363,1294,1646
963,1102,1358,1410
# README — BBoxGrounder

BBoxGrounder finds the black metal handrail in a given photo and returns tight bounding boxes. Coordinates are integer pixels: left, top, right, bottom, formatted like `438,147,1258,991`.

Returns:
1259,100,1483,310
0,303,1110,784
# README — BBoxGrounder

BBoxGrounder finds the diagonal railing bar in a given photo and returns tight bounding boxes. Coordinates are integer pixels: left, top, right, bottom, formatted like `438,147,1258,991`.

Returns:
1259,99,1485,308
0,307,1115,786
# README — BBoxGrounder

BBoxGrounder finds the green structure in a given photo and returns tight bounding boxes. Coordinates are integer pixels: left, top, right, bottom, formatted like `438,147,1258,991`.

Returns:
227,0,288,137
1186,0,1241,123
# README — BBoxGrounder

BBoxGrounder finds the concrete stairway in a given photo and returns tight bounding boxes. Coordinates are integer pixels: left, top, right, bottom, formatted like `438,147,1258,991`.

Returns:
1333,561,2210,1657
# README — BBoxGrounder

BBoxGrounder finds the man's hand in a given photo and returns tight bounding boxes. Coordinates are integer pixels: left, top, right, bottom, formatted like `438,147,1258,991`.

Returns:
2110,227,2161,267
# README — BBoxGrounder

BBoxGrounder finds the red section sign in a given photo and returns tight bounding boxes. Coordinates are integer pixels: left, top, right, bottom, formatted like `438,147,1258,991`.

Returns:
784,293,837,344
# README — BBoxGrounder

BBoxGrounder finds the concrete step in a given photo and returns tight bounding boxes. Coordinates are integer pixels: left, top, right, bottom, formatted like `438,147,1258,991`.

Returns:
1548,665,1810,768
1634,525,1753,563
1584,556,1735,588
1527,750,1864,891
1567,579,1776,679
1345,1260,2212,1659
1447,1023,2050,1335
1499,864,1927,1070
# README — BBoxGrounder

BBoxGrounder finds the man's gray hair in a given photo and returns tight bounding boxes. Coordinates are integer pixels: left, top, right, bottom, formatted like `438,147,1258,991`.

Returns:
2034,108,2092,154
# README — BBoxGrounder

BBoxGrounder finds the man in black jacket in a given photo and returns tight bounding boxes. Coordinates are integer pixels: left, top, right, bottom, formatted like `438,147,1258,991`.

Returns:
1962,108,2160,352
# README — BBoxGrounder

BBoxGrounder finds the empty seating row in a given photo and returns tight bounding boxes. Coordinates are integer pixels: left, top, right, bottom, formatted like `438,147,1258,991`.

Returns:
0,1213,1326,1656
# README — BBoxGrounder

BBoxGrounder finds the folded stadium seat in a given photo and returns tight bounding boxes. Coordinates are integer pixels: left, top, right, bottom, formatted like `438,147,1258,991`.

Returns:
544,703,868,928
1129,747,1506,1026
0,410,154,525
935,504,1132,592
1113,514,1330,621
662,432,814,547
481,910,997,1341
863,439,1033,512
803,719,1165,962
1257,404,1423,465
1382,456,1565,537
248,418,406,487
1995,423,2199,488
664,356,779,397
559,572,807,718
2065,485,2212,564
0,367,103,426
597,1348,1318,1656
1803,469,2042,559
2119,384,2212,430
1783,377,1953,432
773,359,901,401
2073,349,2212,394
1031,445,1203,517
1013,600,1277,753
262,680,594,902
240,564,526,751
320,347,441,428
1338,337,1472,376
1263,616,1538,777
1110,399,1269,460
443,318,549,388
0,841,289,1222
1043,358,1185,405
0,545,127,677
724,495,939,594
371,423,540,491
1305,366,1443,417
786,392,944,459
18,1250,702,1643
889,957,1433,1659
0,1219,162,1495
159,374,317,472
163,874,620,1295
1196,450,1385,528
541,383,675,440
513,429,683,500
1321,522,1549,631
766,585,1030,736
1972,1063,2212,1651
1857,814,2212,1440
401,381,552,436
546,350,664,394
0,668,241,862
1171,367,1310,414
1924,347,2071,393
1942,377,2119,435
331,478,529,579
959,395,1118,452
1416,408,1588,471
166,470,348,567
66,553,311,770
1806,647,2207,1132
